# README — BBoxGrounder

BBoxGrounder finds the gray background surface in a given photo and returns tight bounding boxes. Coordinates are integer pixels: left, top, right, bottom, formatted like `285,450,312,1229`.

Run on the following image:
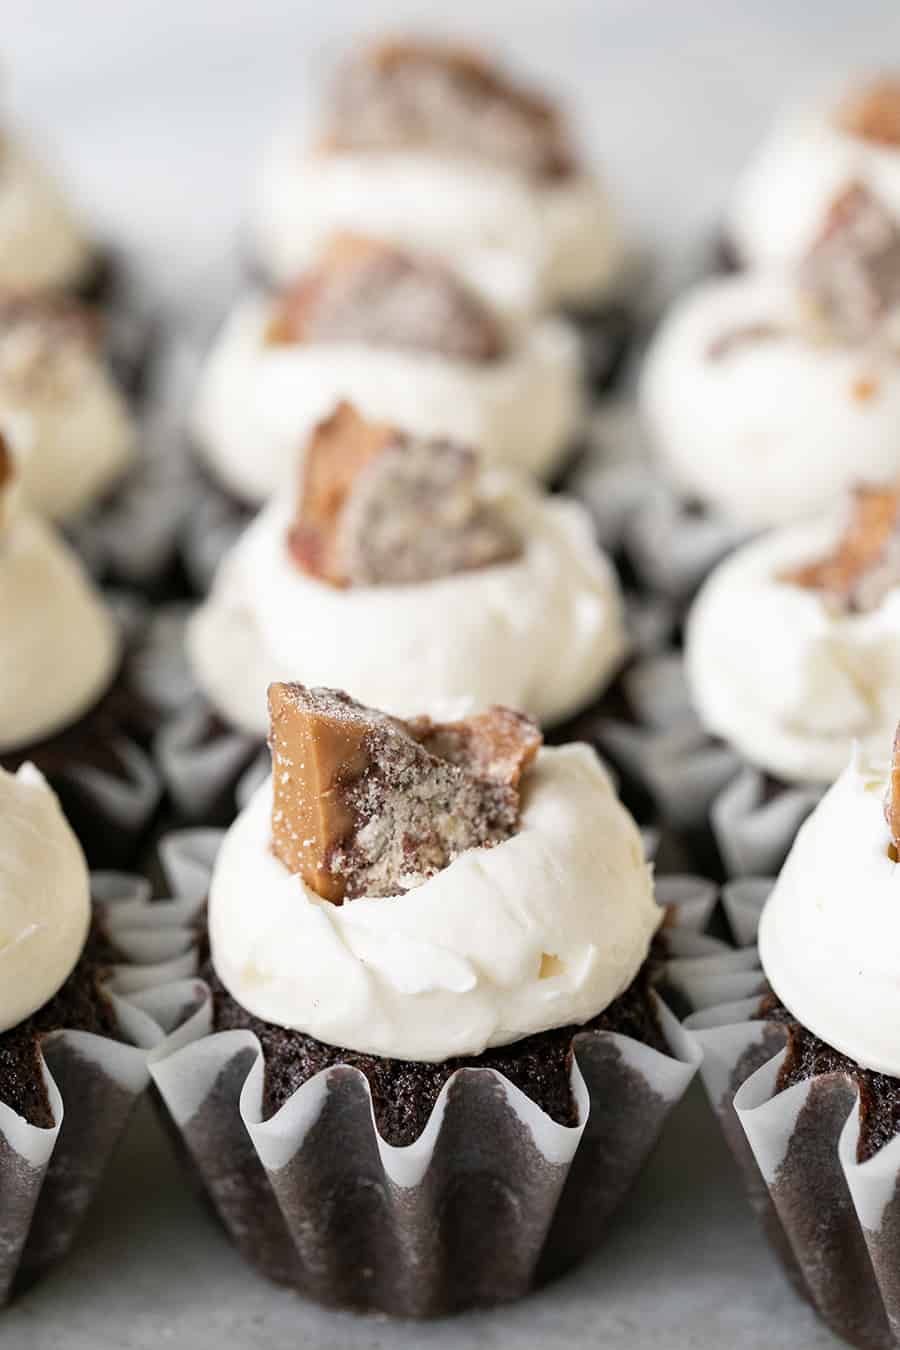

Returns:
1,2,893,1345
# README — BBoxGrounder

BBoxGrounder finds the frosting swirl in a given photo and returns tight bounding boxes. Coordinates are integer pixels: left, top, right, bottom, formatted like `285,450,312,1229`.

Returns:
759,746,900,1076
0,763,91,1034
188,472,626,731
0,134,93,294
209,744,661,1061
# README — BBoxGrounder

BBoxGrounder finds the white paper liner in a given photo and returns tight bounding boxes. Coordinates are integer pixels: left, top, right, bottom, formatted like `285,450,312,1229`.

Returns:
0,871,205,1304
147,829,707,1316
682,900,900,1349
594,650,824,878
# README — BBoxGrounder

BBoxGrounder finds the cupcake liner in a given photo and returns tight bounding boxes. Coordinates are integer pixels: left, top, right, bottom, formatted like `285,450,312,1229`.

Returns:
147,830,706,1317
682,889,900,1350
0,871,204,1304
590,650,824,879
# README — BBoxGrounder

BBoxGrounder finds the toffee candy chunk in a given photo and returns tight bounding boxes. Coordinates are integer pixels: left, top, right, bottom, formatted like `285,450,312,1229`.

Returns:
797,182,900,342
885,723,900,852
288,402,521,587
780,482,900,611
268,683,540,903
325,38,576,181
836,75,900,146
265,233,506,363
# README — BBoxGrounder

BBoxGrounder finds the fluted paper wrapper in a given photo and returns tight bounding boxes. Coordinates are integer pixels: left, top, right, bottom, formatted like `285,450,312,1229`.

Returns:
681,884,900,1350
0,872,203,1305
592,651,823,879
148,832,705,1317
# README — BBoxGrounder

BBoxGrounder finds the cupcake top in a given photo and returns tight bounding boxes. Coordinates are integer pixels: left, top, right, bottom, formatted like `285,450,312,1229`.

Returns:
686,482,900,783
323,38,577,181
0,762,91,1034
727,74,900,270
0,436,119,753
251,38,621,307
0,294,136,521
189,403,624,730
759,729,900,1077
0,128,93,294
208,683,660,1061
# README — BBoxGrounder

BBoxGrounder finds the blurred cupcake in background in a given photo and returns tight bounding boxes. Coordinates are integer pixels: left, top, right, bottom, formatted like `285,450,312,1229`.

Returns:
686,479,900,788
250,37,625,317
0,108,95,297
641,182,900,528
726,73,900,270
0,294,136,521
0,437,159,864
188,401,626,736
191,233,583,502
151,682,699,1316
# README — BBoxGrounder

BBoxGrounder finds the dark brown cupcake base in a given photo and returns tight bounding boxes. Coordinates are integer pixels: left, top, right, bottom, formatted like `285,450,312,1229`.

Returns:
203,950,666,1147
1,669,161,869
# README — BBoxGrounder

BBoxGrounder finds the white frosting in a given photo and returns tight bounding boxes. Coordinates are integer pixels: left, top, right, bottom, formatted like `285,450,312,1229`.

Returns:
191,293,583,502
188,472,627,733
0,763,91,1035
759,747,900,1076
686,514,900,785
251,138,622,309
727,99,900,270
0,332,136,522
640,272,900,528
0,504,119,753
0,133,93,294
209,744,661,1061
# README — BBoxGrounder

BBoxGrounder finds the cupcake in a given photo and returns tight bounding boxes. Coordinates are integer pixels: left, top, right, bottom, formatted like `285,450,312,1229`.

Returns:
0,116,94,297
250,37,624,316
0,761,196,1303
0,294,137,522
150,682,699,1316
686,480,900,786
0,439,159,865
191,233,582,504
641,182,900,528
726,74,900,271
684,732,900,1350
187,402,625,740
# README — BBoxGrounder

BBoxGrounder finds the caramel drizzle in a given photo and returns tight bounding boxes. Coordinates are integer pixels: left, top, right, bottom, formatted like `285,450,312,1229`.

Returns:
780,483,900,609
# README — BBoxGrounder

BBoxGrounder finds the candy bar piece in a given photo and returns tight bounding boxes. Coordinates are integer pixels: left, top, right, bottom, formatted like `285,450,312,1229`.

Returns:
266,234,505,363
288,402,521,587
885,724,900,853
268,683,541,902
325,37,576,180
837,77,900,146
780,482,900,611
797,183,900,341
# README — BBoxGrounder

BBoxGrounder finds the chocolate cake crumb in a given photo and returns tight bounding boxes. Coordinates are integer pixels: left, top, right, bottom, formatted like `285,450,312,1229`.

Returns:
837,76,900,147
268,684,540,903
266,234,505,363
797,182,900,343
779,481,900,612
325,38,576,181
0,921,122,1129
203,954,666,1146
759,991,900,1164
288,402,521,587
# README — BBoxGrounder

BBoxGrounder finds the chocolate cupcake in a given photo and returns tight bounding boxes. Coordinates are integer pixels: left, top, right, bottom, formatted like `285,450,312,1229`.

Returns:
165,402,626,822
683,729,900,1350
150,683,699,1316
191,233,583,505
0,762,198,1303
725,74,900,271
250,37,627,326
642,182,900,530
0,443,160,866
